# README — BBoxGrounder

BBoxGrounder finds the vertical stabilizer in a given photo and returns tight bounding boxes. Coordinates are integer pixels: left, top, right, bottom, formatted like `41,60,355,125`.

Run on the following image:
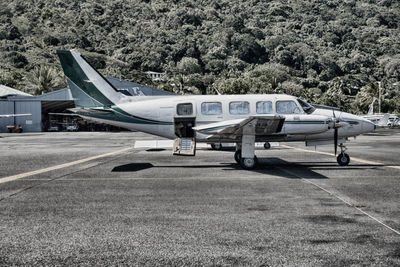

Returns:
57,50,125,108
377,114,389,126
367,99,375,115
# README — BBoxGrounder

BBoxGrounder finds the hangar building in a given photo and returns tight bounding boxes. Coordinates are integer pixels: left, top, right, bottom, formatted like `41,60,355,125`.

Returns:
0,85,73,132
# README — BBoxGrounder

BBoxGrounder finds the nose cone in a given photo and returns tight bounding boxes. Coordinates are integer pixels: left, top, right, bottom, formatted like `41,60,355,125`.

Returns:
362,120,375,133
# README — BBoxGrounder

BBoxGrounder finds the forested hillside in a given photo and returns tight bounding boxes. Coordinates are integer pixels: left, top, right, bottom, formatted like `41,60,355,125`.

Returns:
1,0,400,113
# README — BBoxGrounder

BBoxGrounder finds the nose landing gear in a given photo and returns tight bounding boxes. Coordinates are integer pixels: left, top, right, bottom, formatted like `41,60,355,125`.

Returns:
210,143,222,150
264,142,271,149
336,143,350,166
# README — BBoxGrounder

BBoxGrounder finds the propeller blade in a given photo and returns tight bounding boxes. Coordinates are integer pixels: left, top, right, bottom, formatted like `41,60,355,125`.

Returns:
334,128,338,155
332,108,338,155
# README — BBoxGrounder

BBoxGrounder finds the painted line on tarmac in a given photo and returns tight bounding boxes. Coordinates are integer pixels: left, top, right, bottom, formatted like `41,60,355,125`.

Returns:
276,166,400,236
281,145,400,170
25,175,400,181
28,176,284,181
0,147,132,185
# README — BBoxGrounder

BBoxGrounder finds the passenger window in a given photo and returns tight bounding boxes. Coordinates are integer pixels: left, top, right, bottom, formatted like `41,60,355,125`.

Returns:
276,101,301,114
201,102,222,115
256,101,273,114
177,103,193,116
229,101,249,115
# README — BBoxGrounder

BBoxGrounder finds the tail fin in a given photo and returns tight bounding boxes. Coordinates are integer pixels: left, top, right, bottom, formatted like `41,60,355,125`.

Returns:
57,50,125,108
377,114,389,127
367,99,375,115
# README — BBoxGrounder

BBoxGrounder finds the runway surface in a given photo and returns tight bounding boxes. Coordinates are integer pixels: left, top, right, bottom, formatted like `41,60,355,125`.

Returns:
1,129,400,265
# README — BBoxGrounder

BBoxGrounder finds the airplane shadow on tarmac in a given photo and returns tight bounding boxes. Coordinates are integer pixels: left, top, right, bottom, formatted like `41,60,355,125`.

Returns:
225,157,329,179
110,157,381,179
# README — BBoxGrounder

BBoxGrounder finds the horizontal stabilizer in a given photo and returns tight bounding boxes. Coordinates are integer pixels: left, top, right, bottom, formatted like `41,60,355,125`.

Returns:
0,113,31,118
48,112,80,117
68,108,114,115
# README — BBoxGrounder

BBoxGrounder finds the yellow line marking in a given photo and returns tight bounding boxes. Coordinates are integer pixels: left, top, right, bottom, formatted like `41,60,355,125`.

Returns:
26,176,284,181
281,145,400,170
0,147,132,185
24,175,400,182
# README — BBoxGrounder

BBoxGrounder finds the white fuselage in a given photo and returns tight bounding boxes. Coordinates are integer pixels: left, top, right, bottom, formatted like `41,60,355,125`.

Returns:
84,94,375,143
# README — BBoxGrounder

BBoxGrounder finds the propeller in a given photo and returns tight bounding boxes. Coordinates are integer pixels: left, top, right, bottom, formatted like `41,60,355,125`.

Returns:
328,110,349,155
333,110,338,155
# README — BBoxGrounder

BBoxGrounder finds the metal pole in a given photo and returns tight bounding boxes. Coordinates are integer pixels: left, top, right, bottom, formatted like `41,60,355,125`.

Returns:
378,81,381,114
13,100,16,126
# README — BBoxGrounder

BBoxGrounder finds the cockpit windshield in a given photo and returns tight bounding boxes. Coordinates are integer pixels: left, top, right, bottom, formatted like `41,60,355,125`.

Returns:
297,98,315,114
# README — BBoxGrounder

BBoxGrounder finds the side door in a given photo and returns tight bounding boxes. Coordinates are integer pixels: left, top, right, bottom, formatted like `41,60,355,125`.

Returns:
173,102,197,156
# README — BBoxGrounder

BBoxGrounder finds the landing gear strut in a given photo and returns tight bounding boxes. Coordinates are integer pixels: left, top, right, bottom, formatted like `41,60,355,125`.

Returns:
336,143,350,166
235,129,258,169
234,149,241,164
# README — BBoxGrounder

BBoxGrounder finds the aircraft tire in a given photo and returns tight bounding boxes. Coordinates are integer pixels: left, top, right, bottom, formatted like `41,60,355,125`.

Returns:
234,150,241,164
337,153,350,166
240,156,258,170
264,142,271,149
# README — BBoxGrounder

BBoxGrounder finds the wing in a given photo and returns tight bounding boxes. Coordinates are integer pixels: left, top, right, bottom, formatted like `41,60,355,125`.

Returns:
0,114,31,118
193,115,285,140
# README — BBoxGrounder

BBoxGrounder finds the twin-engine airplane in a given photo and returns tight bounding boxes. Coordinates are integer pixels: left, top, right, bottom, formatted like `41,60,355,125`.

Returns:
57,50,376,170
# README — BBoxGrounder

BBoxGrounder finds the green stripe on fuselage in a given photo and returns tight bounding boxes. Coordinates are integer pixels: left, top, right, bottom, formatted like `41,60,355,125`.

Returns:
344,120,360,125
111,106,172,125
77,108,173,125
284,121,327,124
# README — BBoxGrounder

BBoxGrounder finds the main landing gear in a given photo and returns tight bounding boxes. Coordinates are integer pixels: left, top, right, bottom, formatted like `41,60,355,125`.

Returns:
234,141,270,169
234,149,258,170
336,143,350,166
235,130,259,170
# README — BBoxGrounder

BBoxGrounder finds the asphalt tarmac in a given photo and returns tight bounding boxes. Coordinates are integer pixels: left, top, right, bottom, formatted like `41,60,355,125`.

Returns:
0,129,400,266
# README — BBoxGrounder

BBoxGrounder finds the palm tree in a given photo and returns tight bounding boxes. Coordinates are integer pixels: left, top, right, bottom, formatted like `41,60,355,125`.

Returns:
25,66,65,95
354,82,388,114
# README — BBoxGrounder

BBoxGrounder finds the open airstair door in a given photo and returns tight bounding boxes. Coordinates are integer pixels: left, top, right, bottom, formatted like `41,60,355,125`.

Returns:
173,103,196,156
173,118,196,156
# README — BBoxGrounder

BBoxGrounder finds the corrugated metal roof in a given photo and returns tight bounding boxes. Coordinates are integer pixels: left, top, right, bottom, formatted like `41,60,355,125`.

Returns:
34,88,73,101
107,77,176,96
0,85,32,98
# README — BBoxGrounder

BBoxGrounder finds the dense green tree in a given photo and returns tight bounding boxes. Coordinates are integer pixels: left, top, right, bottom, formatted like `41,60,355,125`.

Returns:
176,57,202,75
0,0,399,112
